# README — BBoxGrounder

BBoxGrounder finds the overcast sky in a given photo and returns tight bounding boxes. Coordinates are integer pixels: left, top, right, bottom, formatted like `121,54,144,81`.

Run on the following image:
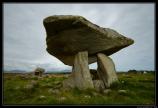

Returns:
3,3,155,72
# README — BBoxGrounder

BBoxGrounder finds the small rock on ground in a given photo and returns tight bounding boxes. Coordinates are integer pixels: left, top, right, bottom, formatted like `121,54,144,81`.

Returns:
39,95,46,99
48,89,60,94
84,95,91,98
118,90,127,94
58,97,66,101
103,89,112,94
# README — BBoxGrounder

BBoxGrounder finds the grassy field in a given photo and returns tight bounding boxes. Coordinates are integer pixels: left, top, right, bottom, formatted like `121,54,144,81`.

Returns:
3,72,155,105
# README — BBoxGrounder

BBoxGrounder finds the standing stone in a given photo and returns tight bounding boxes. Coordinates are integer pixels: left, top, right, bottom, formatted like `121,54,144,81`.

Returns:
73,51,94,89
97,53,118,88
63,51,94,90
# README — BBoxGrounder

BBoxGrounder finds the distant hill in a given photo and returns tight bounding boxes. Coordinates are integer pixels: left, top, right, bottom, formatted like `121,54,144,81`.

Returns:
3,69,72,74
45,71,71,74
4,70,27,73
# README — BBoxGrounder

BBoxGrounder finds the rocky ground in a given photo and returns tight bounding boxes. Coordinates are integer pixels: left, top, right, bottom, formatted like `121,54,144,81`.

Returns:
3,72,155,105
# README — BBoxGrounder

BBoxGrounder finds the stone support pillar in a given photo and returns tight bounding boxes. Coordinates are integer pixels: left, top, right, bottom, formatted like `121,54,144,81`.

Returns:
97,53,118,88
63,51,94,90
73,51,94,89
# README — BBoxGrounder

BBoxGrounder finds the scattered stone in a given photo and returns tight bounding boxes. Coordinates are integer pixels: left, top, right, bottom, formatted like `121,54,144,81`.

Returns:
54,84,62,89
24,84,34,90
42,83,52,88
118,90,127,94
15,86,20,90
53,89,60,94
58,97,66,101
39,95,46,99
23,81,39,92
54,81,61,85
103,89,112,94
20,75,29,80
61,97,66,100
48,89,60,94
64,74,70,78
121,81,125,84
62,77,75,89
126,76,132,78
48,89,54,93
143,71,147,74
43,75,49,78
47,75,52,78
84,95,91,98
38,77,43,80
30,80,38,87
93,80,105,92
91,91,99,96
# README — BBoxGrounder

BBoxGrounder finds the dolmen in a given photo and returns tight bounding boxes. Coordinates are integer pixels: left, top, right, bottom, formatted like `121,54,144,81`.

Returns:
43,15,134,91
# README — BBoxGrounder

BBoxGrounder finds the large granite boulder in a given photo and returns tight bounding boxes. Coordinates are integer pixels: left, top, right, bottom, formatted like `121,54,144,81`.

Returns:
43,15,134,66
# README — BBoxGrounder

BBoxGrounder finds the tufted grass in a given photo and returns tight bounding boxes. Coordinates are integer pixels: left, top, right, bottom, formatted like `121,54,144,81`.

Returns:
3,72,155,105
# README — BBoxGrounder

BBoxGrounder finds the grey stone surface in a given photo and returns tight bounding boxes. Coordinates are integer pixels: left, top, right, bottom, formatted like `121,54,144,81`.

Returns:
43,15,134,66
118,90,128,94
63,51,94,90
103,89,112,94
93,80,105,92
97,53,118,88
73,51,94,89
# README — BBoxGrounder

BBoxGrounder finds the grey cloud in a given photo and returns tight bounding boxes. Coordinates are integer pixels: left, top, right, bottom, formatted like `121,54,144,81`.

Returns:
3,3,155,72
